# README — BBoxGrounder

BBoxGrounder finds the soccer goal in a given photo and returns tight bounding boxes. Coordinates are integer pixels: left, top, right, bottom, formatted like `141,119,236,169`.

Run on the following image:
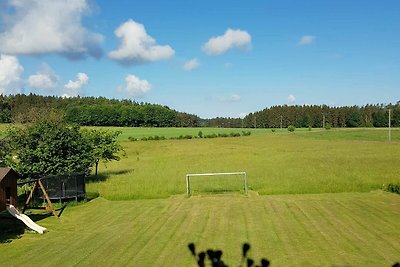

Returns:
185,172,247,196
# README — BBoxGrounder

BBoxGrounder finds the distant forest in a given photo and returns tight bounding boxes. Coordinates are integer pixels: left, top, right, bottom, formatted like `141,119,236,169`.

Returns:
0,94,399,128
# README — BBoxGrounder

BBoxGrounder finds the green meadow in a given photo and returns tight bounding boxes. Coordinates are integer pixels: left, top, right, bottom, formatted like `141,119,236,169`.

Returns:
1,126,400,266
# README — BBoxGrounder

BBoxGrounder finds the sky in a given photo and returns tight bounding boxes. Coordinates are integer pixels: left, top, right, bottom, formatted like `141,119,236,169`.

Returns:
0,0,399,118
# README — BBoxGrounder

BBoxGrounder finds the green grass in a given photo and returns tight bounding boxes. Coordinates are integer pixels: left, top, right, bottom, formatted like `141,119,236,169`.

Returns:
86,132,400,200
82,126,274,141
1,192,399,266
1,125,400,266
297,127,400,142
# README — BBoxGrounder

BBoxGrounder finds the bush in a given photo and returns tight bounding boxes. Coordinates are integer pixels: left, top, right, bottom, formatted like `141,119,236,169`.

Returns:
383,183,400,194
218,133,229,138
271,128,276,133
198,131,203,138
128,136,138,141
230,132,240,137
287,125,295,132
308,126,312,131
242,131,252,136
205,133,217,138
184,135,193,139
325,123,332,130
141,137,148,141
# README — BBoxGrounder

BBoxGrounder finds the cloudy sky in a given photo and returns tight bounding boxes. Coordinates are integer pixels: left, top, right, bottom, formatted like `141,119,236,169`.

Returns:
0,0,399,118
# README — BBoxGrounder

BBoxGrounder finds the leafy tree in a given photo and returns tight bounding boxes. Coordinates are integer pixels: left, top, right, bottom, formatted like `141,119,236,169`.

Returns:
84,129,123,176
4,120,93,179
0,138,9,167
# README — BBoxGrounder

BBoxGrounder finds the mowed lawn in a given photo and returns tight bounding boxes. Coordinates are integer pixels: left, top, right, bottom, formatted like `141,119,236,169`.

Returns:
0,192,399,266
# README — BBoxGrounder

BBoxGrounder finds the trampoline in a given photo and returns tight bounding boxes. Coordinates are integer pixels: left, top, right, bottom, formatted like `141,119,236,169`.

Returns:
35,173,86,201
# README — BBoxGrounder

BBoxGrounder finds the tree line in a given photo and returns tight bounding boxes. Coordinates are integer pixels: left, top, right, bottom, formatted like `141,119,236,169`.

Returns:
1,94,399,128
0,94,201,127
242,103,400,128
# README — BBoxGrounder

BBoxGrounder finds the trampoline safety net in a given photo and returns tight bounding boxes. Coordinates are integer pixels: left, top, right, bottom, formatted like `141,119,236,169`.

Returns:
36,173,86,201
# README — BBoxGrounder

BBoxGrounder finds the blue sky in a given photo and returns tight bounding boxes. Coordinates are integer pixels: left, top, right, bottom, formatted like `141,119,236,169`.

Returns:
0,0,399,118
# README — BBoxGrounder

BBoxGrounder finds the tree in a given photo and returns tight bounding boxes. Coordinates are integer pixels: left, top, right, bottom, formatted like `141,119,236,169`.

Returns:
4,120,93,179
84,129,123,176
0,138,8,167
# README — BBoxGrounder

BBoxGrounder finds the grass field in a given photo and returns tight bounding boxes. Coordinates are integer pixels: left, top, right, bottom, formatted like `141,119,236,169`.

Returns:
85,129,400,200
1,125,400,266
0,192,399,266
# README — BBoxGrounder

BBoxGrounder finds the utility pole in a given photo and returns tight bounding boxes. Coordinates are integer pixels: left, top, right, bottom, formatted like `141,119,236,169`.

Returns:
389,109,391,142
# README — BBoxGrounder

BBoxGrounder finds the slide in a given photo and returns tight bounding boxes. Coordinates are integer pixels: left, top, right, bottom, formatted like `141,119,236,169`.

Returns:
6,205,47,234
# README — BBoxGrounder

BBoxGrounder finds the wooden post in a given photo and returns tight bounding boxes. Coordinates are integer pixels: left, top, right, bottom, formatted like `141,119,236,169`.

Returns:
38,179,58,217
389,109,391,142
22,181,37,213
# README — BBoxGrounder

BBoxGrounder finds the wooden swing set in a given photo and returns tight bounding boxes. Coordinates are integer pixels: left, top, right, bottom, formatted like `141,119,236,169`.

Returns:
20,178,59,217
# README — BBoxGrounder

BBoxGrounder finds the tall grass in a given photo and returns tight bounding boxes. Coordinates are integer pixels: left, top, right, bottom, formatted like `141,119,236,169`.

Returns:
87,132,400,200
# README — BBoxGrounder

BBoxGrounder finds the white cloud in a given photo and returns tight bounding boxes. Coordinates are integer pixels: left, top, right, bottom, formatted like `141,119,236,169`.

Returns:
288,94,296,103
203,28,251,56
0,0,103,59
220,94,241,102
64,72,89,96
297,35,316,46
117,74,152,97
27,64,59,91
109,20,175,66
183,58,200,71
0,54,24,94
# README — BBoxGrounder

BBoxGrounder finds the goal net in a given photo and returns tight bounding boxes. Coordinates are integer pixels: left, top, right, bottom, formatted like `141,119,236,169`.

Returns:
186,172,247,196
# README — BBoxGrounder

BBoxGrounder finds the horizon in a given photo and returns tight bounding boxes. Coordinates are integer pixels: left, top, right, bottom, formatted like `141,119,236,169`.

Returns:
0,0,399,119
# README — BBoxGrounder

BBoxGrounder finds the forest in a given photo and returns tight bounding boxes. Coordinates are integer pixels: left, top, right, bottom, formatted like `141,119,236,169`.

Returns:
0,94,399,128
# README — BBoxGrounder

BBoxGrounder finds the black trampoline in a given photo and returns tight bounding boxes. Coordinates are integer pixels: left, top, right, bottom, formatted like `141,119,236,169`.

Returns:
35,173,86,201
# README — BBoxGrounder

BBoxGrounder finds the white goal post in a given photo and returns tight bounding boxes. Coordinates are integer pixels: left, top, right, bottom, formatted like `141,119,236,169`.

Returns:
185,172,247,196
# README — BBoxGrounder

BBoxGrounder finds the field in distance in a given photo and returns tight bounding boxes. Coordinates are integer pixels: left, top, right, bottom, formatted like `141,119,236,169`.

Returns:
83,127,400,200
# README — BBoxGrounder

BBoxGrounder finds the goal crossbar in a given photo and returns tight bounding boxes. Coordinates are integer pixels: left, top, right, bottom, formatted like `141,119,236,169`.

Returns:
186,172,247,196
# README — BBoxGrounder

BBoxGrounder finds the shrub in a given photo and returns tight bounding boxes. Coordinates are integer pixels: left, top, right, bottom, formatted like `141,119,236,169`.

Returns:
383,183,400,194
184,135,193,139
205,134,217,138
128,136,138,141
198,131,203,138
308,126,312,131
271,128,276,133
218,133,229,138
141,137,148,141
325,123,332,130
230,132,240,137
154,135,160,140
242,131,252,136
287,125,295,132
147,136,154,141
